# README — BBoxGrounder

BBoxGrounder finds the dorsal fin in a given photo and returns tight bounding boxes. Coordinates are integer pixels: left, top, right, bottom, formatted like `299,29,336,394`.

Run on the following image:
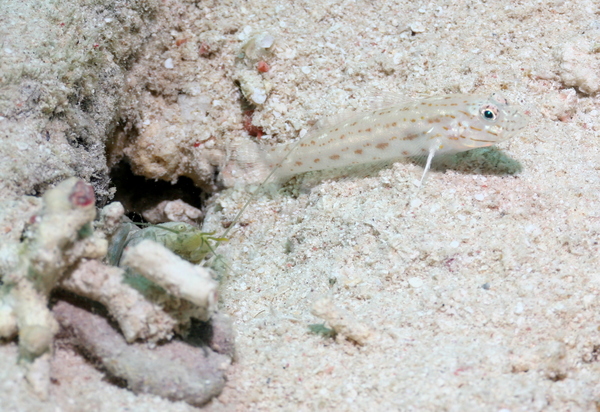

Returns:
365,90,428,109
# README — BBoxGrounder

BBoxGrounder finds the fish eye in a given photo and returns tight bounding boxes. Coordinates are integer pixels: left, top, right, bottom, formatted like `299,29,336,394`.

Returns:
480,104,498,121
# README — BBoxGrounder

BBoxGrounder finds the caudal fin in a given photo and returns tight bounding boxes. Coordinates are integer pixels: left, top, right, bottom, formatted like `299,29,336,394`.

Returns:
220,138,274,187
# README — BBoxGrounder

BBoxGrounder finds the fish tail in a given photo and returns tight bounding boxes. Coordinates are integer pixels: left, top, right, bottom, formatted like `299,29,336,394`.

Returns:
220,138,274,187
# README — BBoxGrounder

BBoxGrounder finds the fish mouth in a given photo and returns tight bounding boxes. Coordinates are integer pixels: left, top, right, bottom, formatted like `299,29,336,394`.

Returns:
491,93,528,133
506,108,528,132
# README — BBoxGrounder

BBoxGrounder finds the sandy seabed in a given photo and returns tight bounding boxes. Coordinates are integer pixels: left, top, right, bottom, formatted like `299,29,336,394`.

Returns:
1,0,600,411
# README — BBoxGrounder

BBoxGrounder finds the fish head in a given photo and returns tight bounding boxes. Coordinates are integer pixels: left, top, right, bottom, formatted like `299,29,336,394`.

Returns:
458,92,527,149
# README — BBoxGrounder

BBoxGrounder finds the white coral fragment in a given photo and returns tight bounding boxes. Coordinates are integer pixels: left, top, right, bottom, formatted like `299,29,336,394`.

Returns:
235,31,275,105
237,71,270,105
241,31,275,61
555,37,600,95
61,259,180,343
122,240,218,319
141,199,203,225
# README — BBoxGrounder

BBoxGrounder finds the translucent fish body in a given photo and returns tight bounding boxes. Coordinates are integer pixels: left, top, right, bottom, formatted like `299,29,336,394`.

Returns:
262,93,526,181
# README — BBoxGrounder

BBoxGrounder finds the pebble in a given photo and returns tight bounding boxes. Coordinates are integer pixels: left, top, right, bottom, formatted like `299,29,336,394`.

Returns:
251,88,267,105
409,198,422,209
408,277,424,288
409,22,426,33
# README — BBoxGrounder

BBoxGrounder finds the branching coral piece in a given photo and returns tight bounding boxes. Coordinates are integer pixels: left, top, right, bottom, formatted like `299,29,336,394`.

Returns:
121,239,218,317
24,178,103,295
0,186,229,403
0,178,106,397
54,300,229,407
61,259,181,343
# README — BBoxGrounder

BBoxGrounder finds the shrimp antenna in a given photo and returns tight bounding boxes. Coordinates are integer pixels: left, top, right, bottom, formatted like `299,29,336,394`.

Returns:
217,134,306,246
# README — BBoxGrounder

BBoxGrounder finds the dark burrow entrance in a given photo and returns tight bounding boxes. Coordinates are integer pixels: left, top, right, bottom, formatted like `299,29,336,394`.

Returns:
108,160,206,223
